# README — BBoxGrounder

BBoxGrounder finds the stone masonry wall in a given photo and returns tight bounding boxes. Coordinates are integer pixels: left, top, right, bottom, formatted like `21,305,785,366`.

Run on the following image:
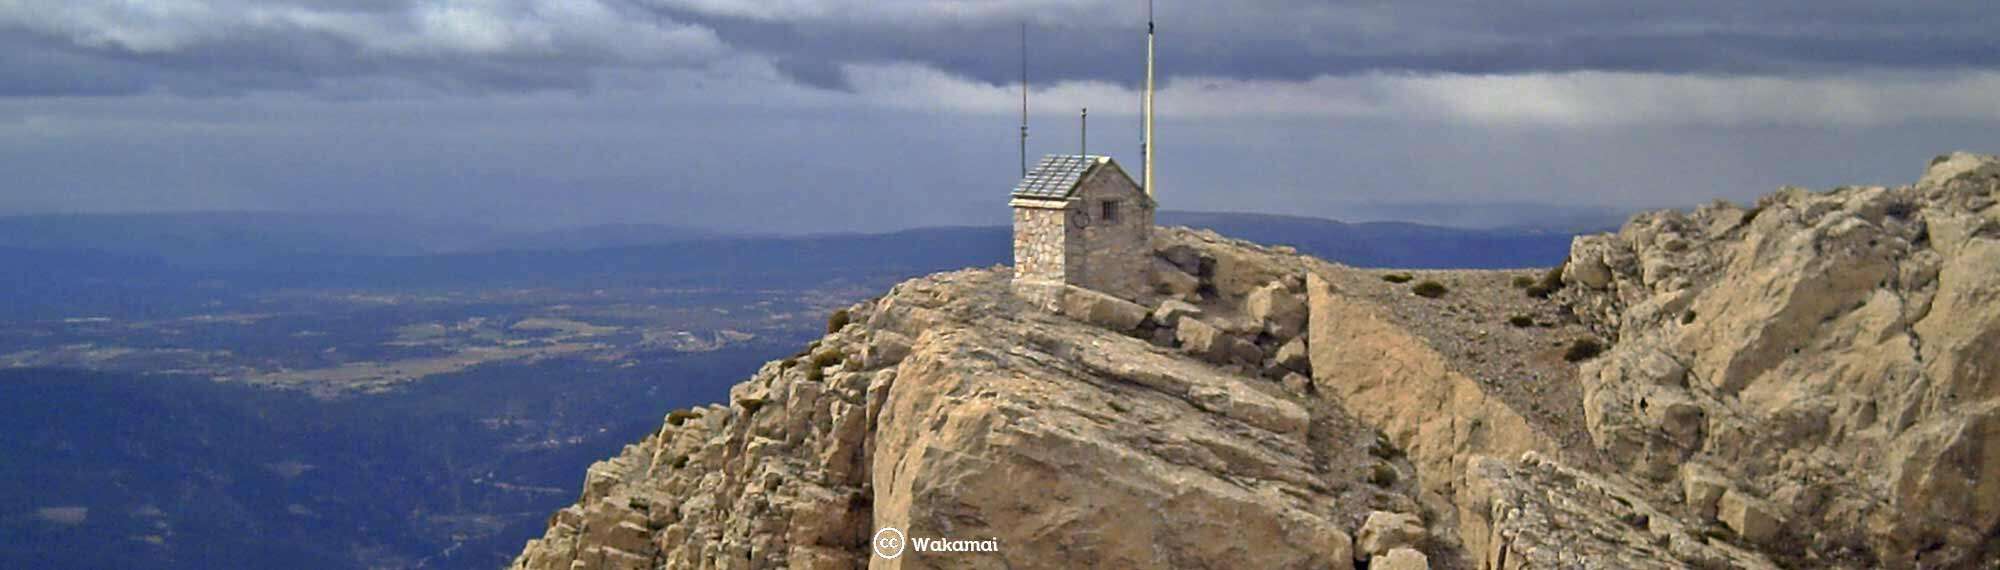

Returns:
1075,169,1153,301
1012,204,1072,309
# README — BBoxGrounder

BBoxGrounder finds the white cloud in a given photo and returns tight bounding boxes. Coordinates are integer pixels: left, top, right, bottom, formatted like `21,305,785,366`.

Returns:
648,0,1104,26
0,0,726,63
840,62,2000,127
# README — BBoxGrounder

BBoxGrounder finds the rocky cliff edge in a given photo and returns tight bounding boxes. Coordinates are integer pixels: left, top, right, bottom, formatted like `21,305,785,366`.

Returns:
511,152,1999,569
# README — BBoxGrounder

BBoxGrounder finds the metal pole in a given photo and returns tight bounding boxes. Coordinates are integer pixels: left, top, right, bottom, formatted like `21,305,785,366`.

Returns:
1020,22,1029,178
1143,0,1155,198
1080,108,1088,158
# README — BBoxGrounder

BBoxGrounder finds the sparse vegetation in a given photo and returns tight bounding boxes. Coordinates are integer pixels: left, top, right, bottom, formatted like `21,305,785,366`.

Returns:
666,409,701,426
826,308,851,334
1381,273,1414,284
737,397,767,415
1564,338,1605,362
1885,200,1918,220
810,349,844,369
1681,310,1698,325
1369,462,1400,487
1526,264,1565,299
1742,205,1765,224
1412,280,1448,298
1366,433,1401,460
1511,275,1537,289
670,454,689,470
1508,314,1535,328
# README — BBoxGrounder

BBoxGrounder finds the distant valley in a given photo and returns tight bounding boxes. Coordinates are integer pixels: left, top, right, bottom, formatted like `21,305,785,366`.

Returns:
0,210,1588,568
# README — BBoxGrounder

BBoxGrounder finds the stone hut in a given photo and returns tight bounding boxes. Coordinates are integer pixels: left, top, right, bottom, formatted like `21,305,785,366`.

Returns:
1010,154,1155,308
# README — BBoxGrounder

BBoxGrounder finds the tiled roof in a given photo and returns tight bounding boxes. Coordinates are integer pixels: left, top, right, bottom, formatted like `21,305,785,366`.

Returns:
1011,154,1105,199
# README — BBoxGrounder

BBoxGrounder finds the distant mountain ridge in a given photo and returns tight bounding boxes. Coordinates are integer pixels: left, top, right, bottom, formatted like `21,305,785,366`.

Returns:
0,210,1581,268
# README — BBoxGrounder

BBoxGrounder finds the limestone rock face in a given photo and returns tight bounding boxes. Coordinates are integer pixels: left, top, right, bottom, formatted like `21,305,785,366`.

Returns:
1355,511,1426,559
1557,152,2000,567
1376,548,1431,570
514,153,2000,570
1464,453,1778,570
1057,284,1149,332
513,265,1377,570
1246,280,1308,338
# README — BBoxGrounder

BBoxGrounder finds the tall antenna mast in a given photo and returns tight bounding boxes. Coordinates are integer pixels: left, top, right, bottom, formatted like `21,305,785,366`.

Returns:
1143,0,1156,198
1020,22,1029,178
1080,108,1088,158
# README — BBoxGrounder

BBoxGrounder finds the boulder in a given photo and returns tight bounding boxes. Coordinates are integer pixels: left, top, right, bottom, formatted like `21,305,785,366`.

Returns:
1208,246,1285,298
1158,244,1205,275
1375,548,1430,570
1273,337,1309,374
1151,299,1204,328
1565,239,1617,289
860,331,913,370
1226,336,1263,365
1681,462,1730,520
1059,286,1149,332
1176,318,1232,364
1151,258,1201,300
1718,489,1783,544
1280,372,1311,396
1355,511,1427,559
1246,280,1307,339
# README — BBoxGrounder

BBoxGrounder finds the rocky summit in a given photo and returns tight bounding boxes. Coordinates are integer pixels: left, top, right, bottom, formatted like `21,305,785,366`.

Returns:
511,153,2000,569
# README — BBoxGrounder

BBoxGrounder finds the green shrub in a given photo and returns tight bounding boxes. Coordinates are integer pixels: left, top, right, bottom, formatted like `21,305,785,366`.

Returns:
1681,310,1698,325
665,409,701,426
826,308,851,334
810,349,844,369
1507,315,1535,328
670,455,689,470
1366,433,1401,460
1511,275,1536,288
1368,462,1400,487
737,397,767,415
1381,273,1415,284
1412,280,1448,298
1564,338,1605,362
1741,204,1769,226
1526,264,1565,299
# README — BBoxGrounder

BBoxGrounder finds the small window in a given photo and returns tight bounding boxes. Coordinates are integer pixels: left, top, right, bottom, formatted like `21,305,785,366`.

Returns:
1100,200,1120,224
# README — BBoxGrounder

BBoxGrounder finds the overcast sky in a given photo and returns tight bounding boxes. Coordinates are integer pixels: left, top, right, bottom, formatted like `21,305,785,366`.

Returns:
1,1,1995,231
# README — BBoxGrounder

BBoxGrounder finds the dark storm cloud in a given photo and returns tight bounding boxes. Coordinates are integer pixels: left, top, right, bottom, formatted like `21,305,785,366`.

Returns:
3,1,1996,98
0,0,725,97
650,0,2000,88
0,0,1995,234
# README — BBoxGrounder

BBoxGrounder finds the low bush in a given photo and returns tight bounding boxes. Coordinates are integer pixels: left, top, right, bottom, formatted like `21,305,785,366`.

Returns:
1526,264,1566,299
1511,275,1536,288
1564,338,1605,362
1412,281,1448,298
666,409,701,426
1507,315,1535,328
826,308,851,334
1368,462,1400,487
1381,273,1414,284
